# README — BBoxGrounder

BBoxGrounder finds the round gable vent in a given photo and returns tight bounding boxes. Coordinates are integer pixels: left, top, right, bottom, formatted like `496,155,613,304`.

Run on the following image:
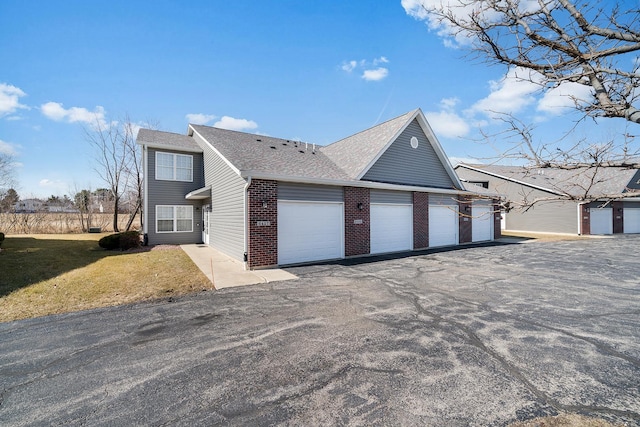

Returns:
410,136,419,149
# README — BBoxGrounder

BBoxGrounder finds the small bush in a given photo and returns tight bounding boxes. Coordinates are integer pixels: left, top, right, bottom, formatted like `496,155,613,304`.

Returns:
0,231,4,247
98,231,141,251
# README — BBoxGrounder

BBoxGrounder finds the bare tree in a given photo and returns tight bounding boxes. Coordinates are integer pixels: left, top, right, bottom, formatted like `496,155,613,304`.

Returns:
414,0,640,123
0,151,16,193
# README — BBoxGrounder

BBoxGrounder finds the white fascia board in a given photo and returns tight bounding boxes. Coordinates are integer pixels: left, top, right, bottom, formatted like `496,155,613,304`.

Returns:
354,109,419,181
239,171,471,195
188,125,242,176
136,141,203,154
456,164,565,197
185,186,212,200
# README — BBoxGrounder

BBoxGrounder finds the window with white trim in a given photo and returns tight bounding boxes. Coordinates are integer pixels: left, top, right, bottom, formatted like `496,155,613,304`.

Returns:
156,152,193,182
156,205,193,233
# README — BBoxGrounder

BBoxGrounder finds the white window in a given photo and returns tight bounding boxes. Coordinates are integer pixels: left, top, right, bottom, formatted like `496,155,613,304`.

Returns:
155,152,193,182
156,205,193,233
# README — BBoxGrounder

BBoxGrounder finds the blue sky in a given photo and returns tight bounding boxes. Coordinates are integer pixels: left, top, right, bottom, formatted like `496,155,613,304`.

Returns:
0,0,633,198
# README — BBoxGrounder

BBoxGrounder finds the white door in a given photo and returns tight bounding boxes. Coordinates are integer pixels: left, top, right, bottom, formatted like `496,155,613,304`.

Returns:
472,204,493,242
277,201,344,265
370,204,413,254
429,205,458,247
624,208,640,234
202,208,210,245
590,208,613,235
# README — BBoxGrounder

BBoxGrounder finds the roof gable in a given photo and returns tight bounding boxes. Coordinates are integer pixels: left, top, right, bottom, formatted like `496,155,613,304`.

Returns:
136,129,202,153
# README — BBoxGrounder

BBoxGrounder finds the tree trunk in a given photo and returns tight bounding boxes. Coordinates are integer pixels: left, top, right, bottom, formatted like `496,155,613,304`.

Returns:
113,197,119,233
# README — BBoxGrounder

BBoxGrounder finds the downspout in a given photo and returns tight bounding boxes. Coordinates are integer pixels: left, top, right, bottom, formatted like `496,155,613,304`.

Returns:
243,175,252,270
143,144,149,244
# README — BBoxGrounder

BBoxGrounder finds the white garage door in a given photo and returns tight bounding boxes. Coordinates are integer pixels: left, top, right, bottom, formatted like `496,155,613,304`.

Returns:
624,208,640,234
371,204,413,254
590,208,613,235
277,201,344,265
472,204,493,242
429,205,458,247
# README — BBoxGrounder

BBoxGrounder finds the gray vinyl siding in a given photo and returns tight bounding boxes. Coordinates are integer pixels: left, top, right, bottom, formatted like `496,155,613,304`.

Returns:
278,182,343,202
429,194,459,206
370,189,412,204
623,201,640,208
362,119,456,189
457,167,577,233
193,133,247,261
146,148,204,245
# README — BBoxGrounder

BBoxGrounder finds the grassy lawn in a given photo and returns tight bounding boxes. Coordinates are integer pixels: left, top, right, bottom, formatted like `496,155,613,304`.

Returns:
0,234,212,323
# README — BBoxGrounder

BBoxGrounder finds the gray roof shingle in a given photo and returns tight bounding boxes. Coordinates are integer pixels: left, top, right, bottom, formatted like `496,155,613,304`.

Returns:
459,164,640,197
137,129,202,152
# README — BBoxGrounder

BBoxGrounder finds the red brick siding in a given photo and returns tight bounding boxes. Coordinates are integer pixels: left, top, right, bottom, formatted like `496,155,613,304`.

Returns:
413,192,429,249
247,179,278,268
580,204,590,235
613,201,623,234
344,187,370,257
459,197,472,244
493,200,502,240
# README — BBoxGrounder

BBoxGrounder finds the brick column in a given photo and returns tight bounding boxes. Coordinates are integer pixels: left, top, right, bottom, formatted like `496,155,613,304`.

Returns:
459,197,472,244
494,199,502,240
612,201,623,234
413,192,429,249
344,187,370,257
580,204,590,235
247,179,278,268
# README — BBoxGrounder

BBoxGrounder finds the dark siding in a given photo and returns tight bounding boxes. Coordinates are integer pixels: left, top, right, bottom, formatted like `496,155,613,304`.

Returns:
147,148,204,245
193,133,247,261
362,119,456,188
278,182,343,202
370,189,412,204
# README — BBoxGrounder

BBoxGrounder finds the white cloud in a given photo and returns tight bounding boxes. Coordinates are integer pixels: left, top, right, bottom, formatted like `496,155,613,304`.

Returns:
448,156,480,166
39,178,68,192
341,60,358,73
373,56,389,65
362,67,389,82
186,113,217,125
537,82,593,115
214,116,258,131
0,83,28,117
469,67,542,118
0,139,19,156
424,97,470,139
41,102,107,128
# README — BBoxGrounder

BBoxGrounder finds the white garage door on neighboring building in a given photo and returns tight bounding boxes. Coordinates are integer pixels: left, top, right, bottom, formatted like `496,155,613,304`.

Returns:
429,195,459,247
277,201,344,265
624,208,640,234
371,204,413,254
472,202,493,242
590,208,613,235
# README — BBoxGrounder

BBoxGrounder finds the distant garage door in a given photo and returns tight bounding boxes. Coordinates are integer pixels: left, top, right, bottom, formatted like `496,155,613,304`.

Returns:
590,208,613,235
624,208,640,234
277,201,344,265
371,204,413,254
472,202,493,242
429,196,459,247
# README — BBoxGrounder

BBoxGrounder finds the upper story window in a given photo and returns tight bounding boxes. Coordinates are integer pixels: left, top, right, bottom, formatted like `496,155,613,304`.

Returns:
156,152,193,182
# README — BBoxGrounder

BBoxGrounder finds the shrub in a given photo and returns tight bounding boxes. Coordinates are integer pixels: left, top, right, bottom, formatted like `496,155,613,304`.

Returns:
0,232,4,248
98,231,141,251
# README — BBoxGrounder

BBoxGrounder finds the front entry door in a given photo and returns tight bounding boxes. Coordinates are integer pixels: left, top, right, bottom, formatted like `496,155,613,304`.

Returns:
202,206,211,245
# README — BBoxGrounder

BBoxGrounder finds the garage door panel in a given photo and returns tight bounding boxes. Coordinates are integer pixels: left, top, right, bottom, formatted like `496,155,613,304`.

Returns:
590,208,613,235
472,205,493,242
429,205,458,247
371,204,412,254
278,202,343,265
624,209,640,234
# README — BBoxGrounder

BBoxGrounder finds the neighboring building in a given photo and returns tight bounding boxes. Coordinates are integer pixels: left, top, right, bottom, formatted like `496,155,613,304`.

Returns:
14,199,46,213
455,163,640,235
137,109,501,268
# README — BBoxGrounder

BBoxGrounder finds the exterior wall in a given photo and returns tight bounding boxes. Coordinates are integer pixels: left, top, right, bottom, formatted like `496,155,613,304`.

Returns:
278,182,343,202
146,147,204,245
370,189,413,204
493,200,502,240
362,119,456,189
457,167,578,234
344,187,370,257
459,197,472,244
612,201,624,234
192,132,247,260
580,204,590,235
247,179,278,268
413,192,429,249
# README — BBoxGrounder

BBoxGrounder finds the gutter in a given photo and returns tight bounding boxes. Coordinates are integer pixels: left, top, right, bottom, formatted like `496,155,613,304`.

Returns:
243,175,252,270
142,144,149,241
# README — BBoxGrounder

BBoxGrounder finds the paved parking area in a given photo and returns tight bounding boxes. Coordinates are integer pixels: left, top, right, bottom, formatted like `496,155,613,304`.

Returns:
1,237,639,426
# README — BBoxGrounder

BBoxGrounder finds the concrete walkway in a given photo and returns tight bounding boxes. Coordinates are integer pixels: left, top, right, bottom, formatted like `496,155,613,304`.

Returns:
180,244,297,289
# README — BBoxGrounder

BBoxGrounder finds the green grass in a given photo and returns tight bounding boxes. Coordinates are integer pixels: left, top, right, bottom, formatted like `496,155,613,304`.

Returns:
0,234,212,322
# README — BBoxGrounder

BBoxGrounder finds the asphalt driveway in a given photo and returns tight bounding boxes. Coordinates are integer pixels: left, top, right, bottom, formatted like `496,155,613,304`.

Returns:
1,237,639,426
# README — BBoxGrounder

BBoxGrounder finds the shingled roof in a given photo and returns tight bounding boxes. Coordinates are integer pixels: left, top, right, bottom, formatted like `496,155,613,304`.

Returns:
320,109,418,179
137,128,202,152
189,125,351,181
457,163,640,198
